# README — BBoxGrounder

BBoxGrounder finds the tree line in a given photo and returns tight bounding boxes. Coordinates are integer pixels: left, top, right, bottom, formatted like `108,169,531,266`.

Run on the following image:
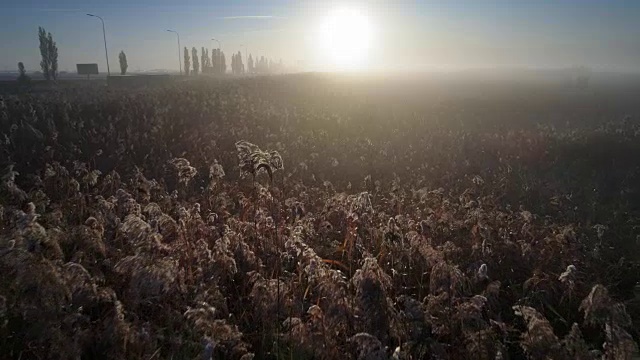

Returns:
18,27,130,82
247,54,284,74
182,47,285,76
183,47,227,76
17,26,287,82
17,27,60,84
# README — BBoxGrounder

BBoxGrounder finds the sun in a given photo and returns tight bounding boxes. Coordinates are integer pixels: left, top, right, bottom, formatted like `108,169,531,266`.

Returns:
318,8,373,70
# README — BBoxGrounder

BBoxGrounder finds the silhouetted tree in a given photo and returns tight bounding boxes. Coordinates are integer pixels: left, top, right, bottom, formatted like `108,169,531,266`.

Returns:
48,33,58,80
211,49,220,75
38,28,49,79
221,51,226,74
192,47,199,75
231,53,237,74
248,54,254,74
201,47,205,72
201,47,208,73
231,52,245,75
119,51,128,75
38,27,58,80
17,62,31,84
257,56,267,74
238,52,244,74
183,47,190,76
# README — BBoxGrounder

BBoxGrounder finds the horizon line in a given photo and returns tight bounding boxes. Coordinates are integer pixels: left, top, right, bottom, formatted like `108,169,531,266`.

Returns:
222,15,282,20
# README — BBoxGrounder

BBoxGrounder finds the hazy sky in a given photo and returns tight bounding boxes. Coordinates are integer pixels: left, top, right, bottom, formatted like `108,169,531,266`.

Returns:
1,0,639,73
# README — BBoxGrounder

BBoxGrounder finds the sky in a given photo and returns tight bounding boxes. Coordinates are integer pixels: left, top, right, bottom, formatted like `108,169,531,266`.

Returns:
1,0,639,73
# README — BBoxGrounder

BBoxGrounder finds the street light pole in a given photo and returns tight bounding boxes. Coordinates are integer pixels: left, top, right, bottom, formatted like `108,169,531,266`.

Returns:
87,14,110,77
167,30,182,75
211,38,221,75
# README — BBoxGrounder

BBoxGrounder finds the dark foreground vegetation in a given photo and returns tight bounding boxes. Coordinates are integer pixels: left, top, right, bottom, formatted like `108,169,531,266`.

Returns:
1,74,639,359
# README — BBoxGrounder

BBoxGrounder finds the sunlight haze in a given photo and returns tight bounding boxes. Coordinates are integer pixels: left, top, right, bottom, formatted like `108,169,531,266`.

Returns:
1,1,639,73
317,7,374,70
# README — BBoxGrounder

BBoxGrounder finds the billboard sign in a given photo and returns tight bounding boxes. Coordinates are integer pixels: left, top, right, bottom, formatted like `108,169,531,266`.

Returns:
76,63,99,75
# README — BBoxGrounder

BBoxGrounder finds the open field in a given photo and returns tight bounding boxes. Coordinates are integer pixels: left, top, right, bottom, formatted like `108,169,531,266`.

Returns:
1,73,639,359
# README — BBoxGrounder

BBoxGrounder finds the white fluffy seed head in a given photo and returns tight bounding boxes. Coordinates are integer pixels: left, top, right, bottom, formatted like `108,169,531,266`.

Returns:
477,263,488,280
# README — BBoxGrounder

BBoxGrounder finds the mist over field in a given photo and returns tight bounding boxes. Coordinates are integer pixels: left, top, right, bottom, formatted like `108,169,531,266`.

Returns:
2,1,640,359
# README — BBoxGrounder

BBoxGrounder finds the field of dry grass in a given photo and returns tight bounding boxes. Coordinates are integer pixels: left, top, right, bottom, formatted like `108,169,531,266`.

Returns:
1,74,639,359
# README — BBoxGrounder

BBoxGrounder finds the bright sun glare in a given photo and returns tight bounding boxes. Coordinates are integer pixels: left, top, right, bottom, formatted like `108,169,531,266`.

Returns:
319,8,373,70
